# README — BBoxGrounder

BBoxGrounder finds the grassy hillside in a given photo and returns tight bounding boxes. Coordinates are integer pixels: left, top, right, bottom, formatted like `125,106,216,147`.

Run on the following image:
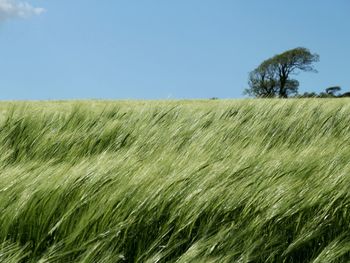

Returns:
1,99,350,262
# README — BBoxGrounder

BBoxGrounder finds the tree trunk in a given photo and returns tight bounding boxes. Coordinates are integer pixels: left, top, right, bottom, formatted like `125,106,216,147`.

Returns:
278,67,288,98
279,78,288,98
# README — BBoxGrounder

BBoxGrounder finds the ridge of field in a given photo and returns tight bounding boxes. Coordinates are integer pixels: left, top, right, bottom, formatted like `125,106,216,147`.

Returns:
1,99,350,262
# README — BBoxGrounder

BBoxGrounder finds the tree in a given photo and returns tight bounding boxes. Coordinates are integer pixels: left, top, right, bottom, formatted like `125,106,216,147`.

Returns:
245,47,319,98
325,86,341,96
281,79,299,97
270,47,319,97
339,92,350,97
244,65,277,98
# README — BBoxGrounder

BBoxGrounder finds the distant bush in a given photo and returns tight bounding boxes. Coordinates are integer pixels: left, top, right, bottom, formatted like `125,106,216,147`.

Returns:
295,86,350,98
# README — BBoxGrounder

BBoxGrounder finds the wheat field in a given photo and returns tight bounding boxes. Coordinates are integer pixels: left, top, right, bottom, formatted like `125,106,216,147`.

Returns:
0,99,350,262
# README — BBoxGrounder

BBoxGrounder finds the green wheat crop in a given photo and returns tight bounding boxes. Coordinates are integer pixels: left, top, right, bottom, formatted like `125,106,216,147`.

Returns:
0,99,350,262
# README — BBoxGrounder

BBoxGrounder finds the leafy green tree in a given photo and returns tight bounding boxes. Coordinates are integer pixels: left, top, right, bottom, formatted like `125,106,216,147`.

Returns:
270,47,319,97
246,47,319,98
339,92,350,97
244,65,277,98
325,86,341,96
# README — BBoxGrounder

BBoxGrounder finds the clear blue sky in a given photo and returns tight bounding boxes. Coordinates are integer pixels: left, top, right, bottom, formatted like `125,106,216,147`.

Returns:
0,0,349,100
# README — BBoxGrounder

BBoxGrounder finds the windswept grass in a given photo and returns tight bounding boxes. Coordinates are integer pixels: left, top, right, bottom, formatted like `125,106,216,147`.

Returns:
0,99,350,262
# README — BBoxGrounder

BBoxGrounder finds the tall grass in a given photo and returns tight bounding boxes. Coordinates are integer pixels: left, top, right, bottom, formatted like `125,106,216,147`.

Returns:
0,99,350,262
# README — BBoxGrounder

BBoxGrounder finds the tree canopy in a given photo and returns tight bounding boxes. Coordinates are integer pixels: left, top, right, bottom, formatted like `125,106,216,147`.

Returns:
245,47,319,98
325,86,341,96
